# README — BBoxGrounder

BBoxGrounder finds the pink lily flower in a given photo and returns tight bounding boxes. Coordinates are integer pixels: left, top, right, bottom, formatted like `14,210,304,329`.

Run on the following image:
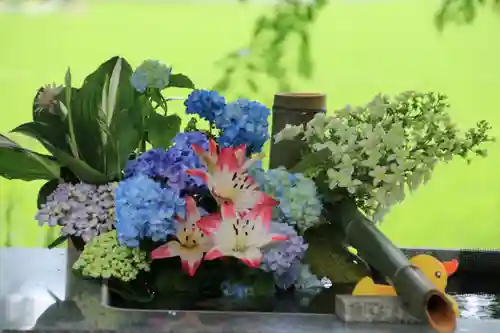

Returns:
187,141,278,218
151,196,221,276
192,139,219,173
192,139,262,172
202,203,288,268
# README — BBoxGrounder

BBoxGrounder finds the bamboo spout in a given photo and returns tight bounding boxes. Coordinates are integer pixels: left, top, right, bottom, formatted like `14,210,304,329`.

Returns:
332,198,457,333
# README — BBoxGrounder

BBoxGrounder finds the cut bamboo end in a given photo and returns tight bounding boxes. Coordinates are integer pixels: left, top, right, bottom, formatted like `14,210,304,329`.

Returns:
273,92,326,111
425,292,457,333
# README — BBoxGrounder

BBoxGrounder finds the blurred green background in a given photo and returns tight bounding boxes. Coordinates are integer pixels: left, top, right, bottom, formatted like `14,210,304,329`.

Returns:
0,0,499,249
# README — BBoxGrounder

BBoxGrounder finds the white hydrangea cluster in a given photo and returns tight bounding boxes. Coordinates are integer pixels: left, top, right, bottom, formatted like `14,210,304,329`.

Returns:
275,91,493,221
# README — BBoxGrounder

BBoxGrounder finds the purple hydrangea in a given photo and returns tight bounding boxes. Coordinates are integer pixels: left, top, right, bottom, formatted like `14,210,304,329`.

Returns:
261,222,309,289
35,182,116,243
124,132,209,193
184,89,226,123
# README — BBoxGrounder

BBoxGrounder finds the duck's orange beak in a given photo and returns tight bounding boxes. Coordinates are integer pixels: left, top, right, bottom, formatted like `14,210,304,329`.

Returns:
443,259,459,276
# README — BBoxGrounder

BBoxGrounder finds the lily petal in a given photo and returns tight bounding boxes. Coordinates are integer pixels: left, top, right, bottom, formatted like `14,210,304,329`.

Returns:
186,169,209,182
243,200,276,229
196,213,222,235
192,139,218,172
179,250,205,276
236,247,263,268
204,247,227,261
234,144,247,166
221,202,237,220
216,147,240,173
185,196,201,225
151,241,180,259
240,153,265,171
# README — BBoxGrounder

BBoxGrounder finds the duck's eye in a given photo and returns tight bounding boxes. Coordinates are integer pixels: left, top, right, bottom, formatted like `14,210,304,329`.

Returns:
435,271,442,278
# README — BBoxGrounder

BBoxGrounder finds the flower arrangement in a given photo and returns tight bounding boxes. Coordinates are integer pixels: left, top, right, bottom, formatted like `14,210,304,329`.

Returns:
0,56,493,309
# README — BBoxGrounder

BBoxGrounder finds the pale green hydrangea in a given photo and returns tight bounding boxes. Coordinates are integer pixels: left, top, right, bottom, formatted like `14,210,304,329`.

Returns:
73,230,150,282
274,91,494,221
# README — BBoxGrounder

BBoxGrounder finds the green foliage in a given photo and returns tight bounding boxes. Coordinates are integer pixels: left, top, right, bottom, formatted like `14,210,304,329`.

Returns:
213,0,328,96
435,0,500,31
73,57,143,177
0,134,60,181
168,73,196,89
145,113,182,149
73,230,150,282
304,222,369,283
0,56,160,184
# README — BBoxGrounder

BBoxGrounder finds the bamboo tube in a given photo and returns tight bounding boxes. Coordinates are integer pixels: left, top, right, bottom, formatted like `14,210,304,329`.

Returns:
269,93,326,169
269,92,457,333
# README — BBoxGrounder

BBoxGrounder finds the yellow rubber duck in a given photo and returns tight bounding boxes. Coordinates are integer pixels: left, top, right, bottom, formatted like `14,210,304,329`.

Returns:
352,254,460,315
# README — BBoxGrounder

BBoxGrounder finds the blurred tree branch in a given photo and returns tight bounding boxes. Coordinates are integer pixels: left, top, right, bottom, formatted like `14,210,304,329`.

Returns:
435,0,500,31
213,0,328,98
213,0,499,98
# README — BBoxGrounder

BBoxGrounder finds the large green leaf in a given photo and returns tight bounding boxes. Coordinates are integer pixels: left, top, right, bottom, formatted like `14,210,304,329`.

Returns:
103,96,147,180
304,222,369,284
0,134,60,181
5,129,106,183
71,56,136,172
50,147,108,184
11,121,70,153
145,113,182,149
168,73,195,89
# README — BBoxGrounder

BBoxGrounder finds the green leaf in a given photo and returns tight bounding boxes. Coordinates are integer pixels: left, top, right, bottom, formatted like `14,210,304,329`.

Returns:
103,96,146,180
148,88,168,112
297,31,313,79
290,148,330,173
168,73,195,89
50,147,108,184
304,223,369,283
0,134,60,181
0,133,19,148
247,78,259,93
212,76,231,93
47,235,69,249
145,113,182,149
71,56,136,172
37,179,60,208
11,121,70,153
11,125,108,183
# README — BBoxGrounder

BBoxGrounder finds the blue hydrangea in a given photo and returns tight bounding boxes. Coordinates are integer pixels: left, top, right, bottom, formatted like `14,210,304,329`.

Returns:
130,59,172,93
123,132,209,193
248,166,322,232
115,175,186,247
184,89,226,123
262,222,308,289
216,99,270,154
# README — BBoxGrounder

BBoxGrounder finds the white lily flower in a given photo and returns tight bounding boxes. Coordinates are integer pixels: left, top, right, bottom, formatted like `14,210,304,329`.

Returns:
203,203,288,268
